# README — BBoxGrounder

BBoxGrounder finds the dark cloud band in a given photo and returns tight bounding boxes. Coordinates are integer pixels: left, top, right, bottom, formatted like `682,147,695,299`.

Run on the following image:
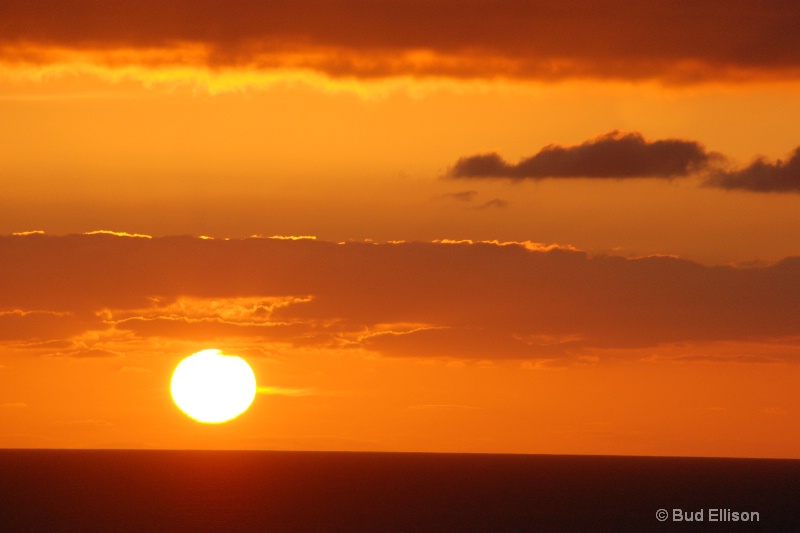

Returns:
1,235,798,359
2,1,800,82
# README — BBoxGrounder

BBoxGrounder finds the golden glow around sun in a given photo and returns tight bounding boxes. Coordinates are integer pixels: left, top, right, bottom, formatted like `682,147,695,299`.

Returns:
170,349,257,424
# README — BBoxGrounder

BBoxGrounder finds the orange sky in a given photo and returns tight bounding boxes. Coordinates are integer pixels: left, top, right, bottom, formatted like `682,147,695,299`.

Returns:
1,1,799,457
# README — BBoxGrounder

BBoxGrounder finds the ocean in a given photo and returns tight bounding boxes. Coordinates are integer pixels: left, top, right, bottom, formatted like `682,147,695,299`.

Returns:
1,450,797,531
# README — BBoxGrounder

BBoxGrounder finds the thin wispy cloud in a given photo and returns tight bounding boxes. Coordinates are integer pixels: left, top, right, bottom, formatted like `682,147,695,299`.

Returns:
474,199,509,210
435,191,479,203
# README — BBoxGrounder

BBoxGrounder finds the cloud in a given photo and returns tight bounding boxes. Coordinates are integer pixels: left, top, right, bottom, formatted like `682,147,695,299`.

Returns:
436,191,479,203
361,327,581,359
448,133,800,194
49,347,121,358
2,1,800,83
0,310,88,342
474,199,509,209
705,148,800,192
83,230,152,238
434,191,507,209
110,316,319,343
1,234,798,361
450,132,712,180
257,386,312,396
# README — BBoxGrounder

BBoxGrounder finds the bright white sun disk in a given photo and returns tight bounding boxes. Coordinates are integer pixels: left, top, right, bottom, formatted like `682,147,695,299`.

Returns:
170,349,257,423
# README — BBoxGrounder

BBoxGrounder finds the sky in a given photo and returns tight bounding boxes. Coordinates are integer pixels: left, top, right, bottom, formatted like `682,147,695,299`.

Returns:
1,1,799,457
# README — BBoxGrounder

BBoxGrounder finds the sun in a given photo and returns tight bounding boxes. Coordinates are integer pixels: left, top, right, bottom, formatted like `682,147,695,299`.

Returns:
170,349,257,424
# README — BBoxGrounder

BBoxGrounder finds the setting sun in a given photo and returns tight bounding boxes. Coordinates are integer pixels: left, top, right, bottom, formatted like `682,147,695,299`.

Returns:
170,349,257,424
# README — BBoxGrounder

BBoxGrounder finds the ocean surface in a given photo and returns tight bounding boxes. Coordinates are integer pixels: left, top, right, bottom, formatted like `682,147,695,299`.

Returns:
1,450,798,532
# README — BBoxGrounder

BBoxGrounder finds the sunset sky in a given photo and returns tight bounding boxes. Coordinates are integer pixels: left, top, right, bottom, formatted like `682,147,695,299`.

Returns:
1,1,799,458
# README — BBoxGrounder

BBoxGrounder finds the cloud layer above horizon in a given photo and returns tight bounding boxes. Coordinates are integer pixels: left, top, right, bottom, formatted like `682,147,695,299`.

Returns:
2,234,798,362
2,0,800,83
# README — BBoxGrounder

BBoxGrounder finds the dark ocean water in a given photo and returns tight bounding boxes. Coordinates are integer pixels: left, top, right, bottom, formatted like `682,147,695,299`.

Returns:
1,450,797,532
